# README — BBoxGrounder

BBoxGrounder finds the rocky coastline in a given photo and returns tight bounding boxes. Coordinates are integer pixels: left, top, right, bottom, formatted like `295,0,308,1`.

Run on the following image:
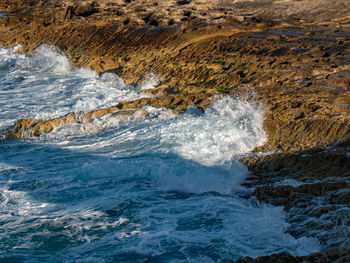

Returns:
0,0,350,261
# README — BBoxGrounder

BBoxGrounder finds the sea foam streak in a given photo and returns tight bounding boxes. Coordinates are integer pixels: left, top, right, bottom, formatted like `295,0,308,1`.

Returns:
0,45,320,262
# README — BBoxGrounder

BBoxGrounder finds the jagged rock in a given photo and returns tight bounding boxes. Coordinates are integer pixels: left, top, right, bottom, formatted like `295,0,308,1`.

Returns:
64,2,99,19
233,250,350,263
2,93,211,138
73,2,98,17
3,109,147,138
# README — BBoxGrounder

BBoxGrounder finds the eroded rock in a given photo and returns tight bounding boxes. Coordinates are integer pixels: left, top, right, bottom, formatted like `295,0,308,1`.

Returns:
1,0,350,260
2,93,212,138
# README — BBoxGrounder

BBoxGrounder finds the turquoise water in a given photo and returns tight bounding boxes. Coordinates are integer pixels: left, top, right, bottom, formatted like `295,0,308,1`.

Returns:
0,46,320,262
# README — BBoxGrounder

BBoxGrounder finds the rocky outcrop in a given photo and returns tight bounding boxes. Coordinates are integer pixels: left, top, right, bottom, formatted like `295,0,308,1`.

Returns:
2,93,211,138
3,109,145,139
232,250,350,263
1,0,350,261
241,148,350,252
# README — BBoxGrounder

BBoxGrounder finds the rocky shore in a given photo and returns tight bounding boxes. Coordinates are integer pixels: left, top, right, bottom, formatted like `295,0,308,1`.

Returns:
0,0,350,261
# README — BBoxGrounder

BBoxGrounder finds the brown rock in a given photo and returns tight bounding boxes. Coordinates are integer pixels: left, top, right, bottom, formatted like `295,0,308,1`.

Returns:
73,2,98,17
1,0,350,260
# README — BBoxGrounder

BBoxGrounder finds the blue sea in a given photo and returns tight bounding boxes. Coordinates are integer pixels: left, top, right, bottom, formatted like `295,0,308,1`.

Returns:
0,45,320,262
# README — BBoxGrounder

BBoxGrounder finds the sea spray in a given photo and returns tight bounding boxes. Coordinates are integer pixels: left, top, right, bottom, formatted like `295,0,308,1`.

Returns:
160,97,266,166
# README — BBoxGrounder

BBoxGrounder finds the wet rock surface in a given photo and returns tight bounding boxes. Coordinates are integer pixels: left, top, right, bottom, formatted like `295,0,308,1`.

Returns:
241,148,350,253
2,93,211,138
232,250,350,263
0,0,350,262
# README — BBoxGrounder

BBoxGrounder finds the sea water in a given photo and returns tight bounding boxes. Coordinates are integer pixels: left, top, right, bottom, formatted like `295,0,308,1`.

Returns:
0,45,320,262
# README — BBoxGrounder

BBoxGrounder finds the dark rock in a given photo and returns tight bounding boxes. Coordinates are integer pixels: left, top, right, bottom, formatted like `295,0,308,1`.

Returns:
177,0,191,6
73,3,98,17
233,250,350,263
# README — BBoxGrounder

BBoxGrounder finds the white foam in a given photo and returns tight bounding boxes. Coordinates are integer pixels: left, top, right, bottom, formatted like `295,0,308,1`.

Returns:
160,97,266,166
139,72,159,90
30,45,72,75
274,179,304,187
101,195,320,261
0,45,149,128
0,44,22,57
0,189,50,217
0,162,21,171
